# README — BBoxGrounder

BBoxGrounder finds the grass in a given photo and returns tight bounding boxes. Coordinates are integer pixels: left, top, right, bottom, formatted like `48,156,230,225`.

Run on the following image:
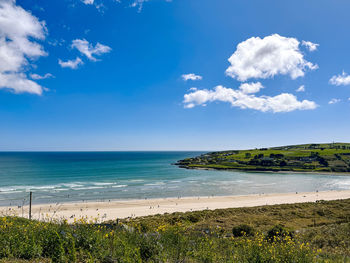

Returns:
176,143,350,173
126,198,350,235
2,199,350,262
0,217,320,263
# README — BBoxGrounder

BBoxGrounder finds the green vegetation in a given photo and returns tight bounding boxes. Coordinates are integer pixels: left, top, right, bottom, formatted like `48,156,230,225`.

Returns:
2,199,350,262
176,143,350,173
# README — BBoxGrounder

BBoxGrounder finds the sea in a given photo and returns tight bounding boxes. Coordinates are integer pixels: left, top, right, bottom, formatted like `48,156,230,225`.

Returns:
1,151,350,206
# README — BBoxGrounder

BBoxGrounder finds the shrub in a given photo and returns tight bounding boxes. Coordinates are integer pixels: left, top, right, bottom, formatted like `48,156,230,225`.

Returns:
232,224,255,237
186,214,200,223
280,160,287,166
266,225,294,241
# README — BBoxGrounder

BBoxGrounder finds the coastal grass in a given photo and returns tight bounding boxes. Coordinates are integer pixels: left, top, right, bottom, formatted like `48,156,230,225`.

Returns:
126,198,350,233
0,217,320,263
125,199,350,260
2,199,350,262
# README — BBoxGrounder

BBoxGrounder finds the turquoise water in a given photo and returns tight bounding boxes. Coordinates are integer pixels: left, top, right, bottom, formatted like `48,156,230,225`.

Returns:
1,152,350,206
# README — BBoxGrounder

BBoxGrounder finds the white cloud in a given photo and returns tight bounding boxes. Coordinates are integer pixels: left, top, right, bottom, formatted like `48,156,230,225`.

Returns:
30,73,54,80
182,73,202,81
329,71,350,86
296,85,305,92
58,57,84,69
302,40,319,52
0,0,47,95
239,82,263,94
71,39,111,61
329,98,341,104
183,85,317,113
225,34,318,82
81,0,94,4
0,72,43,95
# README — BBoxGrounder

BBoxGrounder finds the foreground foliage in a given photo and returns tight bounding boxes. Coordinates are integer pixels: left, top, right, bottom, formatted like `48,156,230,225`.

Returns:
2,198,350,262
0,217,320,262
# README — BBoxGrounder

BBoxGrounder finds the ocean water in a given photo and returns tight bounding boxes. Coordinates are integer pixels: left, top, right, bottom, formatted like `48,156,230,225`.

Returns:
1,151,350,206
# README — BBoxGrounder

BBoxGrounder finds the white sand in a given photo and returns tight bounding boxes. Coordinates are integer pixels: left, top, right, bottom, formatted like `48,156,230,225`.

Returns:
1,190,350,223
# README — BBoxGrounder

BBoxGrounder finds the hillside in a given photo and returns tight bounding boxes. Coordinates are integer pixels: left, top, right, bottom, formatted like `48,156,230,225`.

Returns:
176,143,350,173
2,199,350,261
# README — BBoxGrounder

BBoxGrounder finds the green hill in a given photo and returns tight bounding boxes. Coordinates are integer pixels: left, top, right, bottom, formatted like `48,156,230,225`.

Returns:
176,143,350,173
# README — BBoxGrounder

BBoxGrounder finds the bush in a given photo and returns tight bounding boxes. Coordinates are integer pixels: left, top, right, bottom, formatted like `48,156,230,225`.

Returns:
232,224,255,237
266,225,294,241
280,160,287,166
186,214,200,223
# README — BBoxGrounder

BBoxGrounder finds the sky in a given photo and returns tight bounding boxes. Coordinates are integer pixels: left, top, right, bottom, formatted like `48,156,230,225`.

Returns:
0,0,350,151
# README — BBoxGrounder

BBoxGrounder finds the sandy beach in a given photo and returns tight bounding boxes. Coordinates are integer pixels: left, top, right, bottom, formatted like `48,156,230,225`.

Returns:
2,190,350,223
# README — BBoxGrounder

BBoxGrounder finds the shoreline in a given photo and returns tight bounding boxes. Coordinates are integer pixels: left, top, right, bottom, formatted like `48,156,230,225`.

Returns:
2,190,350,223
178,166,350,176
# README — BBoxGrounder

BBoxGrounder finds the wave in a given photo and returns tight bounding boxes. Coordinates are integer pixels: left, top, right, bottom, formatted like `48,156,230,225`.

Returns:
0,181,118,194
59,183,84,188
92,182,117,186
0,190,23,194
73,186,105,190
112,185,128,188
144,182,166,186
327,180,350,189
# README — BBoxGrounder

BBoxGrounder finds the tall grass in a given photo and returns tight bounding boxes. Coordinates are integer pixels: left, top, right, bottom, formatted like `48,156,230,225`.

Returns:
0,216,321,263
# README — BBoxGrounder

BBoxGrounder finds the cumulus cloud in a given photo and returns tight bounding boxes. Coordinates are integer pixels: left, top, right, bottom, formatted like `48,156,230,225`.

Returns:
329,98,341,104
239,82,263,94
71,39,111,61
0,72,43,95
58,57,84,69
296,85,305,92
183,85,317,113
30,73,54,80
302,40,319,52
182,73,202,81
0,0,47,95
225,34,318,82
329,71,350,86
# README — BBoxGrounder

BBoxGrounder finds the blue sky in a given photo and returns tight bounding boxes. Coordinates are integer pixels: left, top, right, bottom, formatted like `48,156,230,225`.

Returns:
0,0,350,151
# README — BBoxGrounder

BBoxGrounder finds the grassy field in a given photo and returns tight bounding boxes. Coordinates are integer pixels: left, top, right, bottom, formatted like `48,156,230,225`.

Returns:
176,143,350,173
1,199,350,262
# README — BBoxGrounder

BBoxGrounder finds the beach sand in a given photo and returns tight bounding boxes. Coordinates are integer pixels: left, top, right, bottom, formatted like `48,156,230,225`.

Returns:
1,190,350,223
